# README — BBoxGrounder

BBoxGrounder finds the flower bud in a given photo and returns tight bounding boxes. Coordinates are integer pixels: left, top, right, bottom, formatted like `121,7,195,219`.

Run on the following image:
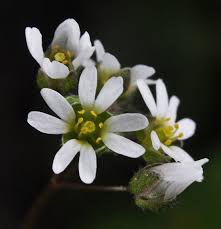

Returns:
129,166,168,211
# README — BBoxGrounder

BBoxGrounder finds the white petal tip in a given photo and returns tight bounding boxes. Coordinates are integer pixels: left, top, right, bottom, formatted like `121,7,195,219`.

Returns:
52,164,63,174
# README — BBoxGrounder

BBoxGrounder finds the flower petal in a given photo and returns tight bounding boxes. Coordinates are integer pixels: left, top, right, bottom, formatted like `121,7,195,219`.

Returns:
42,58,69,79
104,113,148,133
166,96,180,122
150,131,161,150
102,133,145,158
41,88,75,122
99,53,121,72
25,27,44,65
72,46,95,69
79,32,93,51
78,66,97,110
137,79,157,116
27,111,68,134
94,77,123,114
72,31,95,69
51,18,80,53
130,65,155,86
177,118,196,140
161,145,194,163
52,140,81,174
79,143,97,184
94,39,105,62
156,79,169,118
196,158,209,167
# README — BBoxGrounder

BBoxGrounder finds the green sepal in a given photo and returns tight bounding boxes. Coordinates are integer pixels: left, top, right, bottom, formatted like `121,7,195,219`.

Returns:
36,70,77,95
129,166,166,211
65,95,80,106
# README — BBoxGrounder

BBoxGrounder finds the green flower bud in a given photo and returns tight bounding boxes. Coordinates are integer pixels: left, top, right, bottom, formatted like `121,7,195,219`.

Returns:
129,166,168,211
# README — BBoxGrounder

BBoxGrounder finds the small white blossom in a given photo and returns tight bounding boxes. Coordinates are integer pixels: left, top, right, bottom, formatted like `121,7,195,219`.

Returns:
150,145,209,200
27,66,148,184
137,79,196,149
94,40,155,88
25,18,95,79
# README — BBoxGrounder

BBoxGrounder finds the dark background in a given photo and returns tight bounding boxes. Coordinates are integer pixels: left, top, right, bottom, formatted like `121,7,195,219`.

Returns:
0,0,220,228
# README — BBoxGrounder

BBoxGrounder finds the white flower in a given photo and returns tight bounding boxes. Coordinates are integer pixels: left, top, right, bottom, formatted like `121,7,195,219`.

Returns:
25,18,95,79
94,40,121,74
27,66,148,184
150,145,209,200
137,79,196,148
94,40,155,87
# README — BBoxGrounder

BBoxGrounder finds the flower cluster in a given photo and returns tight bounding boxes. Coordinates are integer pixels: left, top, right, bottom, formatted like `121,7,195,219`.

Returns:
26,18,209,210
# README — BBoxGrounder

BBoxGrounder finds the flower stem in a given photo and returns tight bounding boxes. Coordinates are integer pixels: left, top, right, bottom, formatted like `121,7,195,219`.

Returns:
22,175,128,228
53,182,128,192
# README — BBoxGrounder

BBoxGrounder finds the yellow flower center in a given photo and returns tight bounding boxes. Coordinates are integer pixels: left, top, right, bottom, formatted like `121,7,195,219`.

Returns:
49,45,74,66
154,119,183,146
54,52,66,62
79,121,96,136
73,110,105,145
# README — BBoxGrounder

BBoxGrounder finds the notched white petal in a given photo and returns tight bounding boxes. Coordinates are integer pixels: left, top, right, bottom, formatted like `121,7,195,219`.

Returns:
41,88,75,122
94,39,105,62
103,133,145,158
72,46,95,69
130,65,155,85
104,113,148,133
25,27,44,65
79,143,97,184
27,111,68,134
52,140,81,174
42,58,69,79
99,53,121,72
156,79,169,118
177,118,196,140
94,77,123,114
78,66,97,110
166,96,180,123
137,79,157,116
52,18,80,52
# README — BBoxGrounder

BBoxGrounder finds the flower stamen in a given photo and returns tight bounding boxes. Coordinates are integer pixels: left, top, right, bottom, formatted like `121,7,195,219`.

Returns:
90,110,97,118
54,52,66,62
95,137,102,144
78,109,85,115
99,122,104,128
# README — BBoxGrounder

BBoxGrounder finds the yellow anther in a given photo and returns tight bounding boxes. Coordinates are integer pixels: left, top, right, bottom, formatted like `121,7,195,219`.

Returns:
75,117,84,128
62,60,69,65
178,133,184,138
78,109,85,115
54,52,66,62
175,123,179,129
164,139,172,146
99,122,104,128
165,117,171,122
96,137,102,144
90,110,97,117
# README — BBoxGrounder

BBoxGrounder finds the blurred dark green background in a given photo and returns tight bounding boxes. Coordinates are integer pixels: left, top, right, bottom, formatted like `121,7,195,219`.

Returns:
0,0,220,228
